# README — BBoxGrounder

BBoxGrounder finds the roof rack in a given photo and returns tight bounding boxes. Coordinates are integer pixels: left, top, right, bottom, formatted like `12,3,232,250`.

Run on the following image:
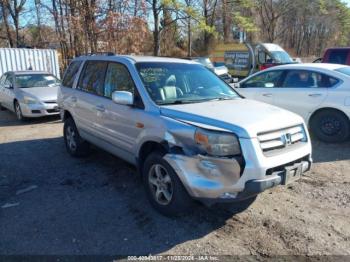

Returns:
84,52,115,56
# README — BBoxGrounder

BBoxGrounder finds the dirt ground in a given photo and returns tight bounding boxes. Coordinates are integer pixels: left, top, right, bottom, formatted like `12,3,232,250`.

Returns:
0,109,349,257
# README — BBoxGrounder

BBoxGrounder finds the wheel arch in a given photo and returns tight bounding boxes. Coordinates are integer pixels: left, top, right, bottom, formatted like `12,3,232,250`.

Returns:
137,140,169,175
62,109,74,121
13,98,18,111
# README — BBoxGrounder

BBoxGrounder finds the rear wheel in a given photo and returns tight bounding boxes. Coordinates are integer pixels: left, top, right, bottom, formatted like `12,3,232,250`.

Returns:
64,117,90,157
143,152,193,216
310,110,350,143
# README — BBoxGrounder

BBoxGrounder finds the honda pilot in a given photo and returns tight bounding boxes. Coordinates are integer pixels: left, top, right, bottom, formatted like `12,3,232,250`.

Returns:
58,55,312,216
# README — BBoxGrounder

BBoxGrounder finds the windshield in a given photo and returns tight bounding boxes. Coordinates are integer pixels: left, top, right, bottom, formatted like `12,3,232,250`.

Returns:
15,74,60,88
335,67,350,77
135,62,240,105
271,51,294,63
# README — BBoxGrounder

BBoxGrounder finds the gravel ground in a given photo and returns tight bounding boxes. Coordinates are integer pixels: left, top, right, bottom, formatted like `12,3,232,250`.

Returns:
0,109,349,256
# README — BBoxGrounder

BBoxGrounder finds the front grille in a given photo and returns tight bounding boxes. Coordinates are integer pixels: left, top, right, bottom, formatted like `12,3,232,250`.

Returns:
258,125,307,155
46,108,59,113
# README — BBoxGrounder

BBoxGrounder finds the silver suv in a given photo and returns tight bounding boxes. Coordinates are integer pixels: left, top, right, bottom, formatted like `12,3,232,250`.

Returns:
58,54,312,216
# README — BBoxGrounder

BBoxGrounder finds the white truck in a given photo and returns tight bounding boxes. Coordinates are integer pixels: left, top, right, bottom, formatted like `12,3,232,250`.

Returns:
0,48,60,79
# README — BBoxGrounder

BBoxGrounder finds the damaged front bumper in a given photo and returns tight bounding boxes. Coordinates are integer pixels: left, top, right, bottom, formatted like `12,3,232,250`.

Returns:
164,153,311,206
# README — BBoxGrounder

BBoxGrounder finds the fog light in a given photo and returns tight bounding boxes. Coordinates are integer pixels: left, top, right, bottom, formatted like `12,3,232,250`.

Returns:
220,192,238,199
302,161,310,172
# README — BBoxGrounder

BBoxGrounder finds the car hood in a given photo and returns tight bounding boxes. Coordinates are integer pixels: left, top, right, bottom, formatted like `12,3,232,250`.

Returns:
20,86,59,102
160,99,304,138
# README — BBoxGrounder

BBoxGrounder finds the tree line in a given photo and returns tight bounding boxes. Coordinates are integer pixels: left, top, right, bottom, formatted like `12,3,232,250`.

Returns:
1,0,350,67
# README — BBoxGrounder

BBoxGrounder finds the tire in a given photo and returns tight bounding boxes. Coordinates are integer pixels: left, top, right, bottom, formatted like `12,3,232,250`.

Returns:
142,152,193,216
63,117,90,157
310,110,350,143
14,101,25,121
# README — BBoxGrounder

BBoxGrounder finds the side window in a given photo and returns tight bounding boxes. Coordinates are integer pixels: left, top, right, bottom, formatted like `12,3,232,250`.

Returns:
3,75,12,88
316,74,339,88
328,50,348,65
282,70,339,88
0,74,7,86
104,63,135,98
62,61,82,88
78,61,107,95
241,71,284,88
258,51,272,64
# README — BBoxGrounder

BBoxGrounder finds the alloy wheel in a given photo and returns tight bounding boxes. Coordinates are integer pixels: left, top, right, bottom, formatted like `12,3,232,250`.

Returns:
66,126,77,152
15,103,22,120
148,164,173,205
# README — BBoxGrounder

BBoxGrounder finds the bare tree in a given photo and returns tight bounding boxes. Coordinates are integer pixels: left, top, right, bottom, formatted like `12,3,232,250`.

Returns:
4,0,27,47
0,0,14,47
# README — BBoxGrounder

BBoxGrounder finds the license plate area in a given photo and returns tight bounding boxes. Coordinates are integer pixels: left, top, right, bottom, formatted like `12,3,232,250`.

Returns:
281,163,303,185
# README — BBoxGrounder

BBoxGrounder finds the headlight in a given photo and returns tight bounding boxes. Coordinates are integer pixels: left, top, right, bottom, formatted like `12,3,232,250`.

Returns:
194,128,241,157
23,96,38,104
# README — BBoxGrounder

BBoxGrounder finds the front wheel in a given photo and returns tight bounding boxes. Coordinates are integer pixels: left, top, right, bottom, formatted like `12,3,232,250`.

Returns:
63,117,90,157
143,152,193,216
14,101,25,121
310,110,350,143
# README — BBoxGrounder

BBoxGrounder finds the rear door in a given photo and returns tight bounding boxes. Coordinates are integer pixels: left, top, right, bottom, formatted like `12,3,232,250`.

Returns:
238,70,285,104
60,60,83,120
1,74,15,110
0,74,8,107
73,61,108,135
271,70,336,120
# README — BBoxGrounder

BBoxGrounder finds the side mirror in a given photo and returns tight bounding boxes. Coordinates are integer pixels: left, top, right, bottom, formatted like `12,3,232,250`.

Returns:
4,83,13,89
112,91,133,106
232,78,240,83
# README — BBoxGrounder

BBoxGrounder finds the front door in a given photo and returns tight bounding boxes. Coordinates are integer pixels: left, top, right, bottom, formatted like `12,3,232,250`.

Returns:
238,70,285,104
1,74,15,110
96,62,145,159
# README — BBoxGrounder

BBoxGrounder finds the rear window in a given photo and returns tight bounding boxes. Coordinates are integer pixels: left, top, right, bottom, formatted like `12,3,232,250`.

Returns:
62,61,82,88
327,50,349,65
335,67,350,77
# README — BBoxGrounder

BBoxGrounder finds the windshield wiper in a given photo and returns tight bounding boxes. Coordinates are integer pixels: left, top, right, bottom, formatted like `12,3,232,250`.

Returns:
157,100,184,105
158,96,237,105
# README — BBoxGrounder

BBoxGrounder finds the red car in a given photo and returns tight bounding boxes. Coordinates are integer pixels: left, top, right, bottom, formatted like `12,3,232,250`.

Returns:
315,47,350,65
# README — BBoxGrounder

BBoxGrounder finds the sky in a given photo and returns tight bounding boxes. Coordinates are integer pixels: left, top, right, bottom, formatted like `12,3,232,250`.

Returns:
18,0,350,28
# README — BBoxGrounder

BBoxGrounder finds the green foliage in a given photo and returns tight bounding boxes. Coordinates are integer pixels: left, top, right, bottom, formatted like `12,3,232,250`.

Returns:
232,11,258,32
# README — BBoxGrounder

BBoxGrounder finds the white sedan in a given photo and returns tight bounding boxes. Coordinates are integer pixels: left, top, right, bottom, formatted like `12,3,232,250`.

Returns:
234,63,350,142
0,71,60,120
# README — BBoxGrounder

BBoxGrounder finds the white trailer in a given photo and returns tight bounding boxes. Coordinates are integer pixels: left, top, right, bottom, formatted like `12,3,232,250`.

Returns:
0,48,60,79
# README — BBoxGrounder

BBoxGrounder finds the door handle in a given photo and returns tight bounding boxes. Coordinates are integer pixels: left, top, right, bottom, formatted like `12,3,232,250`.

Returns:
262,93,272,97
95,104,105,112
70,96,77,102
309,94,322,97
